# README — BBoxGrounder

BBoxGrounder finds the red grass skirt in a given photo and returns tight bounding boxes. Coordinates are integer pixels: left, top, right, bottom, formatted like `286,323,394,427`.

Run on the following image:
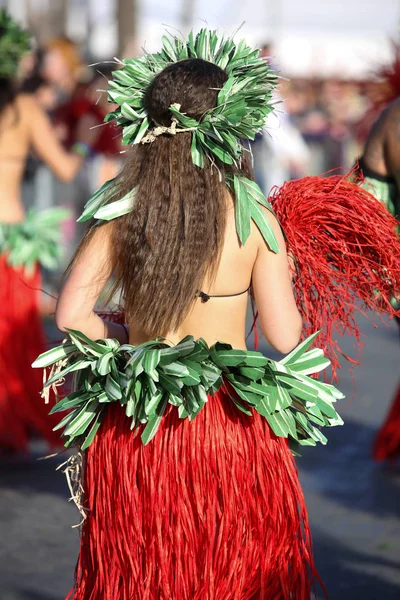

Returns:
373,382,400,463
0,255,60,452
68,389,322,600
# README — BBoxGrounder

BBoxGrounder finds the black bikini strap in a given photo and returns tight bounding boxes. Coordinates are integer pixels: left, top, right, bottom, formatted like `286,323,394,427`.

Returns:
198,286,250,303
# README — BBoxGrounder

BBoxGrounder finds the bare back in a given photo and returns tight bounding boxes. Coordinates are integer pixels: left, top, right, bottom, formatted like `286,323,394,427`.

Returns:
0,94,86,224
0,96,32,222
57,192,302,354
129,197,256,349
363,98,400,187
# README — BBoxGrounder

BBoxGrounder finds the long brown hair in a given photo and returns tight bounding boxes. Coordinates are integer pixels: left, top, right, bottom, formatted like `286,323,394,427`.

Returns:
75,59,250,337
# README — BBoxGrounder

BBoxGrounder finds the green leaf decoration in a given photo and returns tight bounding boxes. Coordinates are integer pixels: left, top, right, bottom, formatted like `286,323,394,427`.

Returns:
34,329,344,451
233,174,251,244
77,28,282,251
141,395,168,444
0,208,70,272
31,342,75,369
225,174,279,251
81,410,104,450
93,188,136,221
0,10,31,78
280,331,321,365
249,196,280,253
77,178,116,223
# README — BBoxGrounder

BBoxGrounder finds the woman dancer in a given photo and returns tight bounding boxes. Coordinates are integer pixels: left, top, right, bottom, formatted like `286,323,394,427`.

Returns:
35,30,400,599
0,10,97,453
355,48,400,462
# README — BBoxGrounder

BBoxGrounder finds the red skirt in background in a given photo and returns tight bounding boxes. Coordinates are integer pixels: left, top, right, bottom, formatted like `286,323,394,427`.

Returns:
373,383,400,463
68,389,322,600
0,255,60,452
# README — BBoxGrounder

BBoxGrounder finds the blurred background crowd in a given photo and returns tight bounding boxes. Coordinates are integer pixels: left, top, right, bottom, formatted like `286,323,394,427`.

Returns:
5,0,400,275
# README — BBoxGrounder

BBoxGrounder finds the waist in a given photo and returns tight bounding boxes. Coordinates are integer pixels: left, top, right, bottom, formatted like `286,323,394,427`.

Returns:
34,329,344,450
0,199,25,224
129,322,248,350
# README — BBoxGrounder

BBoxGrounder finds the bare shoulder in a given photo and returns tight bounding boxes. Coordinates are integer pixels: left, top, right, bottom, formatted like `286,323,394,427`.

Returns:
386,97,400,117
16,93,40,112
14,93,43,126
382,99,400,134
88,221,115,251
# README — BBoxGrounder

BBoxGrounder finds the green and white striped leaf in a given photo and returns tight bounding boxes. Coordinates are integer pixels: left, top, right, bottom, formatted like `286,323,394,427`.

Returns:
81,410,104,450
96,351,115,376
233,174,251,244
281,332,321,366
63,400,98,437
249,195,279,253
141,395,168,444
77,178,116,223
93,188,136,221
32,342,75,369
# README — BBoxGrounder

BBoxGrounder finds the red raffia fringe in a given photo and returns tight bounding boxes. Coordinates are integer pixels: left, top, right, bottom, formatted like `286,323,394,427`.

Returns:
373,382,400,462
68,389,323,600
270,170,400,381
0,255,60,452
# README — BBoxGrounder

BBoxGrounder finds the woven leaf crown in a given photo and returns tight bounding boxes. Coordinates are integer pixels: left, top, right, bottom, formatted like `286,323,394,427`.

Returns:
105,28,278,168
0,9,31,79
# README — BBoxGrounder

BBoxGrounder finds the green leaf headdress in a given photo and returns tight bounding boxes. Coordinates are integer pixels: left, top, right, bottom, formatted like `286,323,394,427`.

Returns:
0,9,31,79
79,28,280,251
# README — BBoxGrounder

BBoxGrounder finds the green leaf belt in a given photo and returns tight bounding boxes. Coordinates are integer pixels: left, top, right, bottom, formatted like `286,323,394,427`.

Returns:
0,208,70,271
33,330,344,450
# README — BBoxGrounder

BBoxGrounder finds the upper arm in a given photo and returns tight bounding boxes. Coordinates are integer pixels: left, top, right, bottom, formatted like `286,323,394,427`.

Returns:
385,105,400,188
252,209,302,353
24,96,82,182
55,223,114,329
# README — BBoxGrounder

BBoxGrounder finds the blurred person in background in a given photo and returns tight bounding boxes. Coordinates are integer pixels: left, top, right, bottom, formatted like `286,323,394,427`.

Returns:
355,42,400,147
252,106,311,194
38,37,91,257
20,72,61,195
352,46,400,465
0,10,98,455
359,99,400,218
284,79,329,175
41,41,122,252
357,97,400,464
251,44,311,194
41,36,85,100
54,65,122,191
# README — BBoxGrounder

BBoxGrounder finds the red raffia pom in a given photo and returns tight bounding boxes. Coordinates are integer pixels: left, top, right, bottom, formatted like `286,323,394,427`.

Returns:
68,389,323,600
269,170,400,381
373,383,400,463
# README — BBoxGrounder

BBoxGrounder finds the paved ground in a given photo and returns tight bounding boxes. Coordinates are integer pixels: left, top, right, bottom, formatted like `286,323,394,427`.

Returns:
0,313,399,599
